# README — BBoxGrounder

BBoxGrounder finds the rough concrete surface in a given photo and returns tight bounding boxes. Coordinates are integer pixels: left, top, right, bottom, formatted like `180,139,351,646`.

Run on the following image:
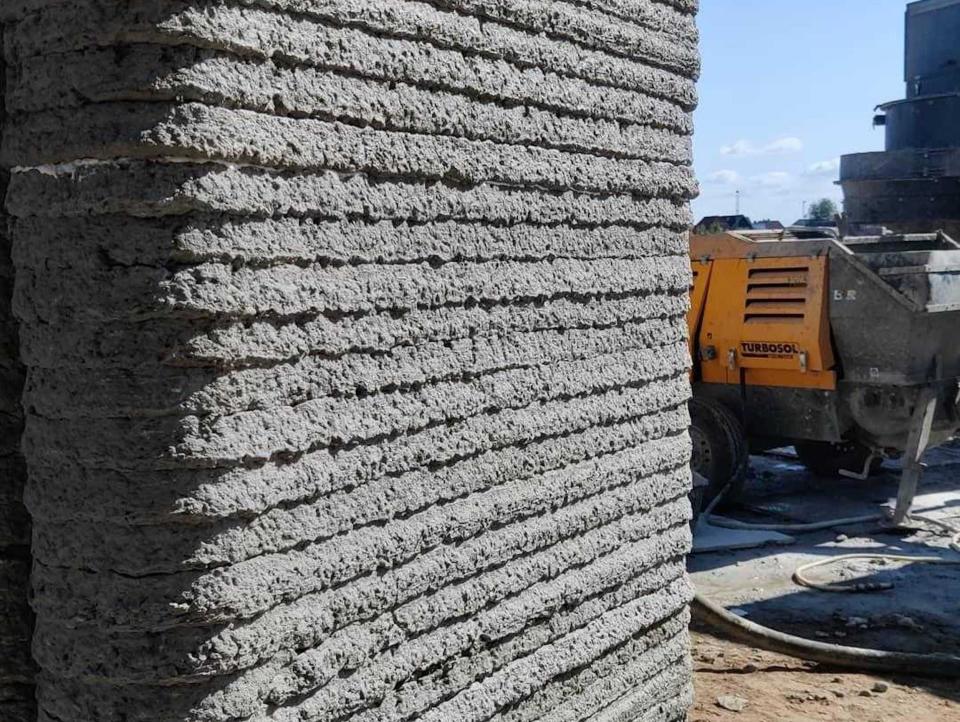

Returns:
0,25,36,718
1,1,699,719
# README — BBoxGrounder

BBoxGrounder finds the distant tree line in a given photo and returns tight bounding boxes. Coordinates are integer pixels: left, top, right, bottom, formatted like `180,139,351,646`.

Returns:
808,198,839,221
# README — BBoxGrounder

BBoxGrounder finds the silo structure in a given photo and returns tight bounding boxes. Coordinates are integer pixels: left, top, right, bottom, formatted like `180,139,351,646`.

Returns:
842,0,960,236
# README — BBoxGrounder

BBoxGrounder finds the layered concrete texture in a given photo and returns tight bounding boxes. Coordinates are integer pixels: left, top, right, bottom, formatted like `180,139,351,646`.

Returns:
1,0,700,719
0,24,36,720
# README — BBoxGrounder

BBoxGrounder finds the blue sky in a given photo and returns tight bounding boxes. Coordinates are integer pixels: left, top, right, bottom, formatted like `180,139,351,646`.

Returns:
692,0,909,224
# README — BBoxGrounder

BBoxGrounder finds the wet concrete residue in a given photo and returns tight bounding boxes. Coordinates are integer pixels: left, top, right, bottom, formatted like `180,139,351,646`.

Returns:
690,447,960,658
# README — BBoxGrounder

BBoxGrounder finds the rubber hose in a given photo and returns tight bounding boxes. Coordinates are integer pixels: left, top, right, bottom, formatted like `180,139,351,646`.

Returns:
692,593,960,678
705,512,960,551
794,552,960,593
707,514,884,533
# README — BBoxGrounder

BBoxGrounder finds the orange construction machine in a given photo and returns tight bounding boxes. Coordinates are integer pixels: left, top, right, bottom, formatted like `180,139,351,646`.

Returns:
687,229,960,523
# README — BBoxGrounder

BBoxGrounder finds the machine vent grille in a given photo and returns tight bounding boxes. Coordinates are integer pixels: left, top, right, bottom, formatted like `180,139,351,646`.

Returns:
744,266,809,324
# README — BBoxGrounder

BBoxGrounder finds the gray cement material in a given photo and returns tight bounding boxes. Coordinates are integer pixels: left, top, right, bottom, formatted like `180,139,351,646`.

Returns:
25,380,689,522
0,31,35,715
2,1,699,719
13,46,690,162
4,1,698,111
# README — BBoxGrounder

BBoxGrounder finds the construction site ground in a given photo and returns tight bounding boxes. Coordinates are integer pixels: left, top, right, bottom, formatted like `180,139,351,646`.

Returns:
688,445,960,721
690,626,958,721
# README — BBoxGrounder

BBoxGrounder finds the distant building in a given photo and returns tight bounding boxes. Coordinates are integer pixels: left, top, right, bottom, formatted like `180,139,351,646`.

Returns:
694,214,753,233
841,0,960,238
752,219,785,231
791,218,838,230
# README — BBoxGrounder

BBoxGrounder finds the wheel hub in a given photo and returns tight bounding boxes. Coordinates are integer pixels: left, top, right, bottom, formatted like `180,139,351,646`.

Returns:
690,426,713,477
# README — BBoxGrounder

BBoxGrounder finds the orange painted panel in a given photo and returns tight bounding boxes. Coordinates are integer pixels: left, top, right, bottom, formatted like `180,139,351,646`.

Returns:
688,259,713,362
694,256,837,390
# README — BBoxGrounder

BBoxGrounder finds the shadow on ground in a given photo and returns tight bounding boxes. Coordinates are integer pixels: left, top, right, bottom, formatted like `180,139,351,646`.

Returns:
689,444,960,707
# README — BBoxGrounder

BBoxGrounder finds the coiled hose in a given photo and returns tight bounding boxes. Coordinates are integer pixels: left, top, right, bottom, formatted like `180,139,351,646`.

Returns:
694,487,960,677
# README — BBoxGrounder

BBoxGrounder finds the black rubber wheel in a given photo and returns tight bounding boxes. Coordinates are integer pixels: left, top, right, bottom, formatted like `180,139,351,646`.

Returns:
688,482,706,531
689,398,748,506
794,440,883,478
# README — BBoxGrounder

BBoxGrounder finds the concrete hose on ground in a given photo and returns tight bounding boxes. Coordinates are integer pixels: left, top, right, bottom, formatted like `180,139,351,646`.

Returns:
694,593,960,678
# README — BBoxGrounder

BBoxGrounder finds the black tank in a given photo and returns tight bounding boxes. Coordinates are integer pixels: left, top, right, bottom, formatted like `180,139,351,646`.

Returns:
841,0,960,236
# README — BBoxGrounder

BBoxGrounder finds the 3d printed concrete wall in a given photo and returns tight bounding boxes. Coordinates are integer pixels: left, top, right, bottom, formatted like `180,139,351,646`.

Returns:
1,1,699,719
0,21,36,720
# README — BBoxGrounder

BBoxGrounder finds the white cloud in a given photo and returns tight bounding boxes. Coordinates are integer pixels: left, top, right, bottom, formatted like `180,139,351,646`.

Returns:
705,169,741,185
749,171,793,189
720,136,804,157
765,137,805,154
805,158,841,176
719,140,754,157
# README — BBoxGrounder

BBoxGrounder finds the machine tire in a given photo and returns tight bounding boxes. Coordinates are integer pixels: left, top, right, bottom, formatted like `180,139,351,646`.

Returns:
689,398,749,507
794,440,883,478
688,484,705,531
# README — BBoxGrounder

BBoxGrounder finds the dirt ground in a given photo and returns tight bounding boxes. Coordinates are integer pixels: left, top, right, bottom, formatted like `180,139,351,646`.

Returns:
691,627,959,722
687,444,960,721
